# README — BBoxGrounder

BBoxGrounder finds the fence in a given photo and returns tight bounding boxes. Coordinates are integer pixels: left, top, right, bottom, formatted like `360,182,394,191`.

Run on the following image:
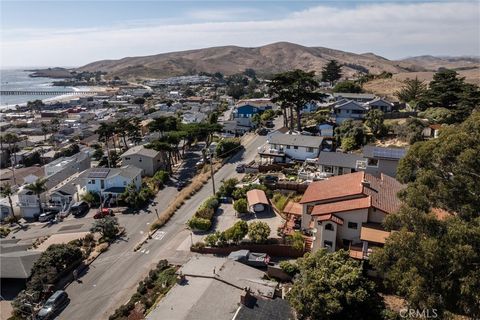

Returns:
191,243,304,258
274,182,309,193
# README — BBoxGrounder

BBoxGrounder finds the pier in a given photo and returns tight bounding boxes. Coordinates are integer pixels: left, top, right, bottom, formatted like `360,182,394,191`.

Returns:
0,90,100,96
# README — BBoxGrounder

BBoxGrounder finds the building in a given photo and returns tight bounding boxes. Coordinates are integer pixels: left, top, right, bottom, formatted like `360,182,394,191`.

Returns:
332,93,376,103
81,166,142,201
317,151,367,176
299,171,404,258
231,104,261,129
332,100,368,124
364,98,394,113
120,145,166,177
246,189,270,213
362,146,407,178
259,133,324,162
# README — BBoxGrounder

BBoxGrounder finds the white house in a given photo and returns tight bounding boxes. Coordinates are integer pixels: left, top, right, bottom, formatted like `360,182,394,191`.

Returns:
332,100,368,124
81,165,142,201
258,133,324,163
364,98,394,113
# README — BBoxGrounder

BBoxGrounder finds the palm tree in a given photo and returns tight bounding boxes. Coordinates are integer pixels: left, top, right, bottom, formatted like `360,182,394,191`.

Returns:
3,133,20,185
0,183,15,218
25,178,48,215
41,122,48,142
96,123,114,168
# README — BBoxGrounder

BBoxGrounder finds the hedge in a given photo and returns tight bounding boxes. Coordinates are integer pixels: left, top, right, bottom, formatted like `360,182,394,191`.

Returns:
187,217,212,231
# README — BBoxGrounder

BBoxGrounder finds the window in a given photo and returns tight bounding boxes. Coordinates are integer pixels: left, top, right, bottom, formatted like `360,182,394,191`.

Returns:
338,167,344,175
286,145,290,149
307,147,314,153
100,180,105,189
324,166,333,173
324,240,333,248
138,157,142,162
123,181,127,186
88,179,95,184
367,158,379,167
342,239,351,247
124,157,131,160
348,222,358,229
293,146,298,150
325,223,334,231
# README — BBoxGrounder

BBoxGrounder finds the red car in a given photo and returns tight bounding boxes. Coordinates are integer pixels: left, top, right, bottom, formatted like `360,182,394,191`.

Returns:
94,208,114,219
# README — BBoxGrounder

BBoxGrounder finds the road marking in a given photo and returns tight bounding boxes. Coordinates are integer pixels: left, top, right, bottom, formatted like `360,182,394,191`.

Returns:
145,250,150,255
153,231,166,241
141,249,145,253
140,231,144,234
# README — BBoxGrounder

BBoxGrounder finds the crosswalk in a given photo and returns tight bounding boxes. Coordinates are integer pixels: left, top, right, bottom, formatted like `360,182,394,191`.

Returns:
153,231,166,241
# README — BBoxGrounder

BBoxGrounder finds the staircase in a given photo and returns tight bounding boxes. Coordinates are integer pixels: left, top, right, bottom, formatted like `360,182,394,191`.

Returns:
304,237,314,253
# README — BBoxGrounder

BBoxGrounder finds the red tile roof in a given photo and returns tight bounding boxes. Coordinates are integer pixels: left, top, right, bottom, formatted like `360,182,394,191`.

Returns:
283,201,303,216
300,171,365,204
360,225,391,244
316,214,344,225
301,171,405,215
311,197,371,216
246,189,269,206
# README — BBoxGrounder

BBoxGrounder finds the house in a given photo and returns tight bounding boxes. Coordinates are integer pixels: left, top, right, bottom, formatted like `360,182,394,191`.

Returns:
317,122,335,136
259,133,324,163
364,98,394,113
301,101,319,113
146,256,286,320
362,145,407,178
299,171,404,257
246,189,270,213
317,151,367,176
17,152,90,218
120,145,166,177
181,112,206,124
332,100,368,124
332,93,376,103
81,165,142,202
422,124,442,139
232,104,261,128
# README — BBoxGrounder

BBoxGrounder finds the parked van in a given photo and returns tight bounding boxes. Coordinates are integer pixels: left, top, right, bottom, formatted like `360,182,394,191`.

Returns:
70,201,90,217
38,211,57,222
36,290,69,319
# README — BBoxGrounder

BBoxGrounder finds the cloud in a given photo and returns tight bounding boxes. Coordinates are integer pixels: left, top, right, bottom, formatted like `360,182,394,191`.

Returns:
1,2,479,67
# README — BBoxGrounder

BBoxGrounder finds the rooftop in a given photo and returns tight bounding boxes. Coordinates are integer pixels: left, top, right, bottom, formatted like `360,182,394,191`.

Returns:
246,189,269,206
269,133,323,148
121,145,161,159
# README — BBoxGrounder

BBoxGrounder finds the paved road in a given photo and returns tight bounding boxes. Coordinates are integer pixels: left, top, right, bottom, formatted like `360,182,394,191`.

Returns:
59,132,266,320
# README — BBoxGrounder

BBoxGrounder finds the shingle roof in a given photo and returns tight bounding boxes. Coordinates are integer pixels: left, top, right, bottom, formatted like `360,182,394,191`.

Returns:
364,173,404,214
0,251,42,279
247,189,269,206
311,197,371,216
235,297,294,320
283,201,302,216
318,151,366,169
269,134,323,148
316,213,344,225
121,145,160,158
362,145,407,160
334,100,367,110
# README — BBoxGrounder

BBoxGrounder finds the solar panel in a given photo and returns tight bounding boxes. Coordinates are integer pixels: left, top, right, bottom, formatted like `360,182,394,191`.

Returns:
373,148,405,159
87,168,110,178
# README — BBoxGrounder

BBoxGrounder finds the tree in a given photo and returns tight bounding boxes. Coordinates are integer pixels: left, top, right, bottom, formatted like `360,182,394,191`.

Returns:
217,178,238,198
365,109,386,138
332,80,363,93
286,231,304,251
396,112,480,220
287,250,384,320
394,77,427,109
41,122,49,141
394,118,426,144
0,183,15,218
81,191,100,207
248,221,270,243
251,113,261,127
233,198,248,214
268,70,325,131
96,122,115,168
25,178,48,215
335,120,367,151
120,183,151,209
224,220,248,244
127,117,142,146
321,60,342,85
260,109,275,122
26,99,45,114
216,138,242,158
227,84,245,100
91,216,119,241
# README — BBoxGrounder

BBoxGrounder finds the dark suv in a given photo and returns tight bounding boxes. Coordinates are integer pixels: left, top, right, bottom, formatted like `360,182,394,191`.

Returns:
70,201,90,217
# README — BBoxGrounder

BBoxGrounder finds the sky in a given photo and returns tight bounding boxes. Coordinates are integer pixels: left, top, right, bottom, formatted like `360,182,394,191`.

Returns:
1,0,479,67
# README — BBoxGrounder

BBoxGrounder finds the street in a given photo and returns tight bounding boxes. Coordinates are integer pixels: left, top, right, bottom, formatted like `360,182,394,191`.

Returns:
58,132,267,320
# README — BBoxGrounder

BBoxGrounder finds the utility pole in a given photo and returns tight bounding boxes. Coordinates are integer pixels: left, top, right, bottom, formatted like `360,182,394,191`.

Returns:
210,160,216,196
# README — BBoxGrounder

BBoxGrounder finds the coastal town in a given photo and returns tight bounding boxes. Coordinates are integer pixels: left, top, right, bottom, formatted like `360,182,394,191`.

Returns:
1,59,478,320
1,1,479,319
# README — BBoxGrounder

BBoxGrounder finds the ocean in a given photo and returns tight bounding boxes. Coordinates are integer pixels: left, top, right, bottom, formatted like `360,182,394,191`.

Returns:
0,69,76,108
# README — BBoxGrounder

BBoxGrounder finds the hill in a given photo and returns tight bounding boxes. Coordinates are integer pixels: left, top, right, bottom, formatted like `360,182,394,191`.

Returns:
77,42,479,81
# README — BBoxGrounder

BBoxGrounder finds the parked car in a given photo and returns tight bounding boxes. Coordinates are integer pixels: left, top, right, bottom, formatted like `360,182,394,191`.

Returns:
70,201,90,217
176,180,188,191
93,208,114,219
235,163,246,173
256,128,269,136
36,290,69,320
261,175,279,184
227,250,271,267
265,121,275,128
38,211,57,222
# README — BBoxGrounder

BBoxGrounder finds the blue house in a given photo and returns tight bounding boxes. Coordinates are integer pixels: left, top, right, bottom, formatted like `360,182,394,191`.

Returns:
232,104,261,128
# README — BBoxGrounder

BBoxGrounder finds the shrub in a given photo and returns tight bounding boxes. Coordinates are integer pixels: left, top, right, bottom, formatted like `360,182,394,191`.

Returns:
216,138,242,158
153,170,170,184
272,192,290,211
188,217,212,231
191,241,205,249
248,221,271,243
81,191,101,207
0,227,11,238
233,198,249,214
287,231,305,251
216,178,239,198
279,260,299,276
224,221,248,244
232,184,269,200
204,233,219,247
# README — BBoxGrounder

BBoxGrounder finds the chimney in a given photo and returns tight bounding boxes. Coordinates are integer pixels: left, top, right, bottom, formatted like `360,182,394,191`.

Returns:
361,178,370,188
240,287,256,307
